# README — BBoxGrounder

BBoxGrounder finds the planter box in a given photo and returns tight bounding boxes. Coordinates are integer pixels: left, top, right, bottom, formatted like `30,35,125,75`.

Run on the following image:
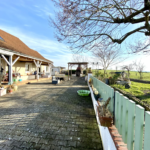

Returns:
97,106,113,127
100,117,112,127
0,88,6,96
88,82,116,150
97,102,113,127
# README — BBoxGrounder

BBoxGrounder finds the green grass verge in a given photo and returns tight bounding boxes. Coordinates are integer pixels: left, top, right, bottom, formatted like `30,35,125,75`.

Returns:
112,81,150,105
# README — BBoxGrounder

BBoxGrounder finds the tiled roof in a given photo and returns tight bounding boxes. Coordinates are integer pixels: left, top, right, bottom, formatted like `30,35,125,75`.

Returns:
0,29,52,63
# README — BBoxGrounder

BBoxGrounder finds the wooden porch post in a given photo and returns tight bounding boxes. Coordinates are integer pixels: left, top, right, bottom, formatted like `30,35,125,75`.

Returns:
86,64,88,75
34,60,42,80
48,63,52,77
71,66,72,77
68,63,69,80
9,55,12,83
37,66,39,80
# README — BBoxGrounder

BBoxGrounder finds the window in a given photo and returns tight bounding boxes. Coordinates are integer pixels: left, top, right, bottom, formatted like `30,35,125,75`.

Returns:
0,36,4,41
25,64,30,71
46,66,49,71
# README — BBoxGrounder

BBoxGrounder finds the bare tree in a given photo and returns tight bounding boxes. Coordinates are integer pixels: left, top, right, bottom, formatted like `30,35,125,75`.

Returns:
126,37,150,53
134,61,145,79
92,44,125,77
71,54,87,62
71,54,88,70
122,64,134,77
50,0,150,53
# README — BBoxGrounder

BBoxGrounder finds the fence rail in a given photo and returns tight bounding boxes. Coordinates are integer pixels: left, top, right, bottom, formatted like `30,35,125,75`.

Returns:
91,75,150,150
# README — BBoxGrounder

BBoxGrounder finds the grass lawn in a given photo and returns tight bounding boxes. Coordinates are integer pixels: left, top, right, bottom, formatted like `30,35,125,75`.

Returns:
112,81,150,105
93,70,150,81
129,71,150,81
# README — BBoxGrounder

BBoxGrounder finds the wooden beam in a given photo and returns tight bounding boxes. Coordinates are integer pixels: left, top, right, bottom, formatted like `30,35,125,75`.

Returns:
33,60,38,67
12,56,20,66
1,54,10,66
39,61,42,67
20,61,34,63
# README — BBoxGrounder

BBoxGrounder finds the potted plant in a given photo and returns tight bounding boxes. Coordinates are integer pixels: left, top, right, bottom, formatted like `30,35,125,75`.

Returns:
108,77,112,85
7,83,13,94
13,83,18,91
89,78,92,87
97,97,113,127
88,67,92,73
94,90,100,101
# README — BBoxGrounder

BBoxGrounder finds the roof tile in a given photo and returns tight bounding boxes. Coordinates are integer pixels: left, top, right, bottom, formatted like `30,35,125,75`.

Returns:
0,29,52,63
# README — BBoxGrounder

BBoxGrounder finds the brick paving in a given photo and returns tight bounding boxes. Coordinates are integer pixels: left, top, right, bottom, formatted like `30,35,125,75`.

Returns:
0,77,103,150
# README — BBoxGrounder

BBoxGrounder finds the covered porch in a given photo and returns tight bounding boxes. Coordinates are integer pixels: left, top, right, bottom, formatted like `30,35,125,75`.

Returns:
0,49,53,85
68,62,88,80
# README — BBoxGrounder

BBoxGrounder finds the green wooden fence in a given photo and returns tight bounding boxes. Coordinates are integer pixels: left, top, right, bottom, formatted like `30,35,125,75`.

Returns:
90,76,150,150
115,91,150,150
91,76,114,113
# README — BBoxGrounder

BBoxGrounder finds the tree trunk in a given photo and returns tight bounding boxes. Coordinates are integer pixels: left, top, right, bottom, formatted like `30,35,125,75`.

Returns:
104,69,107,78
139,72,142,79
128,70,130,78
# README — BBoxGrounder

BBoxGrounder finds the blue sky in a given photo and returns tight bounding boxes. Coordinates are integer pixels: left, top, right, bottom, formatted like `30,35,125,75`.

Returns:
0,0,75,68
0,0,150,71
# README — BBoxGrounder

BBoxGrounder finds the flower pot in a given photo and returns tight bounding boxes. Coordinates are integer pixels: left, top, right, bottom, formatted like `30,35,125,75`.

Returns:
109,79,112,85
13,78,18,83
104,78,109,85
7,88,13,94
99,116,112,127
97,106,113,127
13,85,18,91
94,93,100,101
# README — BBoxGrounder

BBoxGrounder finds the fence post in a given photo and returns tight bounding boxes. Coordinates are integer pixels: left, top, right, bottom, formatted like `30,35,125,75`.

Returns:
118,93,123,134
113,90,115,125
127,100,135,150
134,105,144,150
122,97,128,144
144,111,150,150
115,91,119,129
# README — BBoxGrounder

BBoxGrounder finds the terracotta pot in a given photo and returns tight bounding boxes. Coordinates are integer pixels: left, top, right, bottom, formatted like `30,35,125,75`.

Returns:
99,116,112,127
97,106,113,127
7,88,13,93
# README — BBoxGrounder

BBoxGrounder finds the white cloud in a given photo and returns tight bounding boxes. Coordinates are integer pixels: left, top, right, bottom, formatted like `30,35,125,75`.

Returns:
108,54,150,72
33,5,53,19
0,25,72,67
24,24,31,27
0,25,150,71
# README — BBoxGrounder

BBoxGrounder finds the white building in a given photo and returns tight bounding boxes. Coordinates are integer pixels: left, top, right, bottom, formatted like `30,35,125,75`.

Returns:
52,66,65,76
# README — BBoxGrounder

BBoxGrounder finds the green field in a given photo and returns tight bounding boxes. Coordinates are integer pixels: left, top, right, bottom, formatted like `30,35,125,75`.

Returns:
93,70,150,81
112,82,150,104
92,69,150,105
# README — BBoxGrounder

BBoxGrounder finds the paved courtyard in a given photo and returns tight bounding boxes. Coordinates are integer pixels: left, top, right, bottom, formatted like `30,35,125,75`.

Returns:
0,77,103,150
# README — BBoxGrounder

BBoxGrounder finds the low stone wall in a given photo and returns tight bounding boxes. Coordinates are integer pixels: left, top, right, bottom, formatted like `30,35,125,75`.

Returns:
130,78,150,84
